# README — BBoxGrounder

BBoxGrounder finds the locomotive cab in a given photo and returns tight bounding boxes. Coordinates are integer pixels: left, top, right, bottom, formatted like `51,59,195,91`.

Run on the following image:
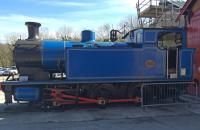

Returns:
158,31,183,79
126,28,193,80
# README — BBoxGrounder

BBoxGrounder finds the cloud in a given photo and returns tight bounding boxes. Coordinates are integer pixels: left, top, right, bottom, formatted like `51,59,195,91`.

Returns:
0,14,66,41
48,0,137,8
39,0,95,7
60,0,137,21
0,14,107,41
0,14,66,25
0,35,6,43
0,0,138,42
104,0,137,8
22,0,96,7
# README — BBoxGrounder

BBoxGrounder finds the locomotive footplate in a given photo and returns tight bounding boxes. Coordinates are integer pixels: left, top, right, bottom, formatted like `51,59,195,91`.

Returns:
51,89,141,107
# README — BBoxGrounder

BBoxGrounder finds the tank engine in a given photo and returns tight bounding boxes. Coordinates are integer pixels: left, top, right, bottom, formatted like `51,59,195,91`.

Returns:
0,22,195,106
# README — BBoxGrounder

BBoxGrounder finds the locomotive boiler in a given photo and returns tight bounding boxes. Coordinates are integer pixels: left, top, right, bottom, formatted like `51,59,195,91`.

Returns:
0,22,195,107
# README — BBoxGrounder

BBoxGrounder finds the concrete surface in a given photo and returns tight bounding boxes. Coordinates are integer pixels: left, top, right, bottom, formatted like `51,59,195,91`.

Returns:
0,103,200,130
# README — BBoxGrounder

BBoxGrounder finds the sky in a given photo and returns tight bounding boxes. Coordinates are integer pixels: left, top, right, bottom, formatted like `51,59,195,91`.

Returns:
0,0,137,43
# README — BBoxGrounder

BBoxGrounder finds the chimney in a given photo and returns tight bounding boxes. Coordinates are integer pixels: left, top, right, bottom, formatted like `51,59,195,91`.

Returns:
25,22,41,40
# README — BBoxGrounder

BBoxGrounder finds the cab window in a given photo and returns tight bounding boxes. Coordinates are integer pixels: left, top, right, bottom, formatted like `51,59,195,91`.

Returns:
157,32,182,49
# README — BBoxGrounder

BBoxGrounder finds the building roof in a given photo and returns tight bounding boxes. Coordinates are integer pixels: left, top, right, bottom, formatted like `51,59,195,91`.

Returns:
176,0,196,22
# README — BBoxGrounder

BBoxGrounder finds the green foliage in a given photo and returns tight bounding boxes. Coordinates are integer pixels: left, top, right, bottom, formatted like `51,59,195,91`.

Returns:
0,44,13,67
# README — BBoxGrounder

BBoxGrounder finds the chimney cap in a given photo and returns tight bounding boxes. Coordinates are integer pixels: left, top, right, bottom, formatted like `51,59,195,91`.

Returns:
25,22,41,27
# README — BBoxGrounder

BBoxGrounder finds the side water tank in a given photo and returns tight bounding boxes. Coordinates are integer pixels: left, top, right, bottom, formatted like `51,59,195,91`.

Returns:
81,30,95,42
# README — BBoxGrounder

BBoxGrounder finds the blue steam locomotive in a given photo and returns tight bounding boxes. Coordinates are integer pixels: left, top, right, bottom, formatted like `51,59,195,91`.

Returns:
0,22,194,106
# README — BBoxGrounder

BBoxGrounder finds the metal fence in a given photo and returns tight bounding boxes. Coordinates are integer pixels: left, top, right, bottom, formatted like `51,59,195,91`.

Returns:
140,82,199,107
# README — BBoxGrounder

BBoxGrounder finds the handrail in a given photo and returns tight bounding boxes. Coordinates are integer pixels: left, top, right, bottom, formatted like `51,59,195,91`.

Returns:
139,1,151,10
137,0,160,11
140,0,148,5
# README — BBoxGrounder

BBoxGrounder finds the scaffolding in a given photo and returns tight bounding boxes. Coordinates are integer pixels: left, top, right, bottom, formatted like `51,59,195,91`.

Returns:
136,0,185,28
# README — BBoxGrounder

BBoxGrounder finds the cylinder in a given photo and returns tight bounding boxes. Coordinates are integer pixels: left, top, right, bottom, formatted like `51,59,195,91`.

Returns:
81,30,95,43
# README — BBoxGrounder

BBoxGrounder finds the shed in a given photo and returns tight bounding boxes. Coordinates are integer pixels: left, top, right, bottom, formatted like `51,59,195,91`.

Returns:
176,0,200,82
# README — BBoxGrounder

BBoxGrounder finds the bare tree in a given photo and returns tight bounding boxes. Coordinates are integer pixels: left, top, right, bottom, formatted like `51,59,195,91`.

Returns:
126,15,138,29
72,31,81,41
96,23,111,41
56,26,73,40
5,33,19,45
40,27,50,40
118,15,138,35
